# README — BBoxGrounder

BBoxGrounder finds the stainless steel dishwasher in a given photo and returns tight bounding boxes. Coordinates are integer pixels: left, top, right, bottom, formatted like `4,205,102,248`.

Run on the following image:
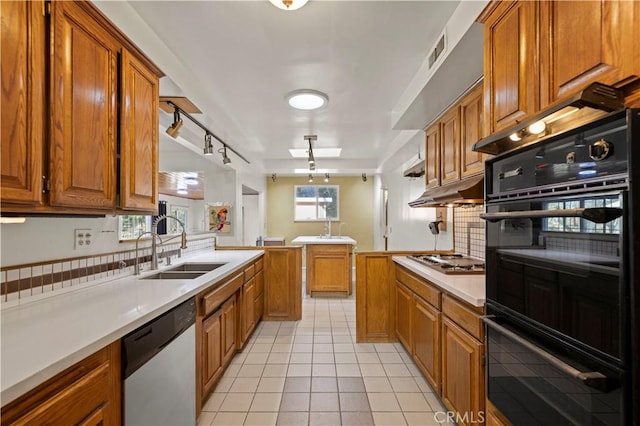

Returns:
122,298,196,426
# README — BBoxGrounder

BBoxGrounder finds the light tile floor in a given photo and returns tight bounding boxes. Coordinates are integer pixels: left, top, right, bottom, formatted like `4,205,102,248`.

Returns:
198,296,452,426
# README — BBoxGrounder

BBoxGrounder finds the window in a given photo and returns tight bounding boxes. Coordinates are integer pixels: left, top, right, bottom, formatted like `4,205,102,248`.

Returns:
118,215,152,240
169,205,188,234
294,185,339,221
543,196,621,234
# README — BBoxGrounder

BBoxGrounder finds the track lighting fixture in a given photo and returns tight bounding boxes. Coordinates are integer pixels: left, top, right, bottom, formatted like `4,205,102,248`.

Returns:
324,173,330,183
219,146,231,164
166,108,183,138
162,100,250,164
272,174,277,182
308,174,314,183
304,135,317,171
362,173,367,182
203,133,214,155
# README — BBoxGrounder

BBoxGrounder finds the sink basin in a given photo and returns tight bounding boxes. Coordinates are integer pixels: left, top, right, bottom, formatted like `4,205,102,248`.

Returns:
167,262,227,272
141,271,206,280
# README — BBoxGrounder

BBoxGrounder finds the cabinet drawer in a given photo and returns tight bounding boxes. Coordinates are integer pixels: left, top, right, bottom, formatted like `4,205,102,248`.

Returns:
202,272,244,316
442,294,484,342
396,266,441,309
255,257,264,273
244,263,256,281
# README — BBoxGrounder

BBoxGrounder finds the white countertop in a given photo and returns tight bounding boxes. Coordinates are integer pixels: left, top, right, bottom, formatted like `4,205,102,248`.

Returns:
393,256,485,307
0,250,263,406
291,236,357,245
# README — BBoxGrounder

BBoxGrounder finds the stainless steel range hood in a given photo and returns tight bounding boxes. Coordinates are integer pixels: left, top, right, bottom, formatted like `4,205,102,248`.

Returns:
409,175,484,207
472,82,625,156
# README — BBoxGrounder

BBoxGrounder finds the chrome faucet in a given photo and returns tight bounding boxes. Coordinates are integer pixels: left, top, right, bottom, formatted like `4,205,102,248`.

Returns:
338,222,347,237
134,231,163,275
151,215,187,270
324,217,332,238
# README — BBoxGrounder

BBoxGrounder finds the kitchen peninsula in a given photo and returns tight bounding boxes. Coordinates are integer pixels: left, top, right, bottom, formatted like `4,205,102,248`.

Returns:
291,236,356,296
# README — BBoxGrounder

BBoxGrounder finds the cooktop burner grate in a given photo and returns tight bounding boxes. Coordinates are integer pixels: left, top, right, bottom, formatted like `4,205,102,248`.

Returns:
407,254,485,275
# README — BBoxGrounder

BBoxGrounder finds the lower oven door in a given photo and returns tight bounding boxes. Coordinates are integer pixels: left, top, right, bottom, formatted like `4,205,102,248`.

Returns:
484,315,625,426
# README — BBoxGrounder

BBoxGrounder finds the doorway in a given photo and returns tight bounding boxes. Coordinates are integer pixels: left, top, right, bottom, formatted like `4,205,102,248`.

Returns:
242,185,260,246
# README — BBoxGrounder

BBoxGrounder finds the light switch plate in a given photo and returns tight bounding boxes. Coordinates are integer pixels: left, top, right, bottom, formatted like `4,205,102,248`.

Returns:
74,228,93,249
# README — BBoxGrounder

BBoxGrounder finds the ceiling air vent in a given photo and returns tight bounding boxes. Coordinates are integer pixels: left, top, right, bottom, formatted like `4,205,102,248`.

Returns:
428,33,446,69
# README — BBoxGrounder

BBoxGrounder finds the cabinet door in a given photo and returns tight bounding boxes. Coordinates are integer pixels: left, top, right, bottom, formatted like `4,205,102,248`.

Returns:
395,282,412,350
49,0,118,209
440,106,461,185
441,317,484,426
254,269,264,322
540,0,640,107
412,296,441,393
0,0,44,205
482,0,538,134
202,310,223,395
425,123,440,188
221,297,236,367
460,83,485,178
120,49,158,212
242,278,256,341
309,250,349,293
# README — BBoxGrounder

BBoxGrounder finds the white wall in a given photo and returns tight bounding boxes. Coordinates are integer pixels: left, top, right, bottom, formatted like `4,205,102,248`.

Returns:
242,194,260,246
378,166,454,252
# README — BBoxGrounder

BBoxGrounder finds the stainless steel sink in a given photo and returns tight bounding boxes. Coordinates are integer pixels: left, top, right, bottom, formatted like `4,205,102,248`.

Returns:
141,271,206,280
167,262,227,272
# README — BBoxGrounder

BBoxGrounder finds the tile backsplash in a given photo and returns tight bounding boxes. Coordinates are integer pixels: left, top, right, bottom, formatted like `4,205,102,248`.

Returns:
454,205,485,260
1,236,215,304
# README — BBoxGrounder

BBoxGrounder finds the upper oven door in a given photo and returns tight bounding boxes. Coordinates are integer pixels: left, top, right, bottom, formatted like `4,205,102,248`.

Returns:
483,190,626,362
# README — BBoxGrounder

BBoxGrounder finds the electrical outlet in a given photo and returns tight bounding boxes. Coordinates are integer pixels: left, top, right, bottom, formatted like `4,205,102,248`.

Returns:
435,207,447,231
74,229,93,249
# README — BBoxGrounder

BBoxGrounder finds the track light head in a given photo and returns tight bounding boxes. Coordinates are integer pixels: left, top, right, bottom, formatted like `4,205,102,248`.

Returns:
308,174,314,182
362,173,367,182
203,133,214,155
271,173,277,182
166,109,183,138
222,146,231,164
324,173,330,183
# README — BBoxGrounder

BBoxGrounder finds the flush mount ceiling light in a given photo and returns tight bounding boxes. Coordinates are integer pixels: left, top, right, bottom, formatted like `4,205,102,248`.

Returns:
166,108,183,138
287,90,328,111
269,0,309,11
203,133,215,156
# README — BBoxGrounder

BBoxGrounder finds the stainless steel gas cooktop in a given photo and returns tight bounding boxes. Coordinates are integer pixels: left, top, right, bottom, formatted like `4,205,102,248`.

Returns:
407,254,485,275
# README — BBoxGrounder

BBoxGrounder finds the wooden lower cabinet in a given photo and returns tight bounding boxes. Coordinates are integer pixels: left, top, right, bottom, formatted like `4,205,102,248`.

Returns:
242,277,256,343
306,244,352,295
441,317,485,426
412,296,441,393
356,253,395,342
201,309,224,397
391,263,485,425
221,297,236,367
254,268,264,322
1,342,121,425
395,282,413,349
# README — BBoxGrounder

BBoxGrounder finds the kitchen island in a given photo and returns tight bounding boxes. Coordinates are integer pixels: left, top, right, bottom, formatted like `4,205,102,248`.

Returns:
291,236,356,297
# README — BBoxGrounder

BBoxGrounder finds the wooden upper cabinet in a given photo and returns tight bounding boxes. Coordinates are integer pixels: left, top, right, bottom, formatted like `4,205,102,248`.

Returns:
120,49,159,211
540,0,640,107
0,1,45,205
49,0,119,209
459,83,485,178
424,123,440,188
480,0,539,134
440,106,460,185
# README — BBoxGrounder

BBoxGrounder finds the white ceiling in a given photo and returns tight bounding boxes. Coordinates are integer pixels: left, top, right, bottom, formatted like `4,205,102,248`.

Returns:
95,0,486,176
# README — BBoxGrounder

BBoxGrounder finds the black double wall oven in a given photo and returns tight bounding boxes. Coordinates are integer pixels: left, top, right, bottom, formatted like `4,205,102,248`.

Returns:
481,109,639,425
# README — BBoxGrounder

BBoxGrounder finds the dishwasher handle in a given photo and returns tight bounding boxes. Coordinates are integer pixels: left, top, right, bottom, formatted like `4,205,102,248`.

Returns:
122,298,195,379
